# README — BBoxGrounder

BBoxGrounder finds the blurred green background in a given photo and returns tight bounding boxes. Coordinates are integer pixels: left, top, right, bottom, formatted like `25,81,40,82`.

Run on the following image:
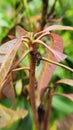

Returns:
0,0,73,130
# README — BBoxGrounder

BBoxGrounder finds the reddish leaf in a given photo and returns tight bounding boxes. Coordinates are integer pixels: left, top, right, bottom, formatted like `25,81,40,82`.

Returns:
57,113,73,130
2,78,15,105
16,25,28,37
0,38,22,91
16,26,28,56
0,39,17,57
49,49,67,62
38,33,64,97
55,79,73,86
18,42,26,57
55,93,73,102
0,39,17,71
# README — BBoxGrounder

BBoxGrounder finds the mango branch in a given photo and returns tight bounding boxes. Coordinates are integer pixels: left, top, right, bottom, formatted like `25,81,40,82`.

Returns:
29,45,39,130
12,67,30,72
44,86,54,130
34,25,73,39
42,57,73,72
33,39,54,52
34,31,45,39
37,32,50,40
33,39,66,62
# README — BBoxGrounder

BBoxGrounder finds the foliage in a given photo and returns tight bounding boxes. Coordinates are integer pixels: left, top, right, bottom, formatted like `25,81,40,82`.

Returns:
0,0,73,130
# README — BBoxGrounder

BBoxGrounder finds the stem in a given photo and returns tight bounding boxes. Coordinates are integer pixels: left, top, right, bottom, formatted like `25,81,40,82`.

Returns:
34,25,73,39
12,67,30,72
33,39,53,53
43,25,73,32
22,35,30,41
42,57,73,72
37,32,50,40
34,31,45,39
29,45,39,130
44,86,54,130
33,39,66,62
11,48,32,71
35,25,73,39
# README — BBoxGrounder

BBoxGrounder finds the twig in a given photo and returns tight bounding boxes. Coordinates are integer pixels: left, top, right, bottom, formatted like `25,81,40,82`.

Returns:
33,39,66,62
11,48,32,71
44,86,54,130
22,35,30,41
37,32,50,40
12,67,30,72
42,57,73,72
34,31,45,39
33,39,53,53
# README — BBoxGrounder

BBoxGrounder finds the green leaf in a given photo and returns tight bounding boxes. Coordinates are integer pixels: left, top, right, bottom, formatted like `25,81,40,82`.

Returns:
0,20,9,27
52,96,73,114
54,93,73,102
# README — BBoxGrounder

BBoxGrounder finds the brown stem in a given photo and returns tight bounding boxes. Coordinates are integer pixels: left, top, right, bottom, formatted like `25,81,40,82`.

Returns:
29,45,39,130
44,86,54,130
12,67,30,72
